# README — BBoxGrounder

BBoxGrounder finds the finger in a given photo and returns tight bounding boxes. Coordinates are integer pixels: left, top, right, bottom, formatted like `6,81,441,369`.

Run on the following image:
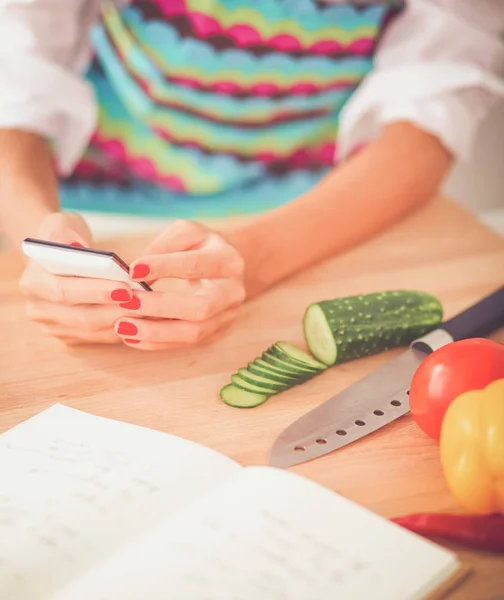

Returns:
37,212,92,248
26,299,124,332
141,219,207,256
19,267,133,305
41,325,121,346
120,325,233,351
130,239,244,282
120,340,192,352
132,220,207,286
119,280,245,321
115,308,238,345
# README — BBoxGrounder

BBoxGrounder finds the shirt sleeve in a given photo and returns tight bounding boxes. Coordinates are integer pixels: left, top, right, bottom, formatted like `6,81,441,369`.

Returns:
337,0,504,163
0,0,102,174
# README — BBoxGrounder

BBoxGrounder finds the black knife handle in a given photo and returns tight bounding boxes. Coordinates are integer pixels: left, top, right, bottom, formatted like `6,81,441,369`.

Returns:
442,285,504,341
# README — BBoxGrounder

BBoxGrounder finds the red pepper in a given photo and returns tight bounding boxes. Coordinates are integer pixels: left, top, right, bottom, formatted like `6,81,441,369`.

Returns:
391,513,504,553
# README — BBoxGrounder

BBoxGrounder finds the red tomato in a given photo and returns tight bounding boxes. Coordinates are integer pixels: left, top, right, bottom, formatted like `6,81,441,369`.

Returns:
409,338,504,441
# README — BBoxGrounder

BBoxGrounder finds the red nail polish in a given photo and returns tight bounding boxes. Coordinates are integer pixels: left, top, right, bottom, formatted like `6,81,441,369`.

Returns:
111,289,131,302
117,322,138,336
124,338,140,344
132,264,150,279
70,241,85,248
120,296,141,310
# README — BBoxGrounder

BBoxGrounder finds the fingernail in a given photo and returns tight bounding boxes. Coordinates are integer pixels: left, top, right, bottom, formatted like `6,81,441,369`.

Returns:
70,241,85,248
117,322,138,336
132,264,150,280
124,338,140,344
111,289,131,302
120,296,141,310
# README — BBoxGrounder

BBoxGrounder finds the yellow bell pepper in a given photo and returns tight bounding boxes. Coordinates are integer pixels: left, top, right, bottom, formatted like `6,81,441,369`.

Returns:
440,378,504,515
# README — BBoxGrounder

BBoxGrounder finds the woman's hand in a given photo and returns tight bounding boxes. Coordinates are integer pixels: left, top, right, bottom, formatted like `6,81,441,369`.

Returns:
115,219,246,350
19,215,246,349
19,212,132,345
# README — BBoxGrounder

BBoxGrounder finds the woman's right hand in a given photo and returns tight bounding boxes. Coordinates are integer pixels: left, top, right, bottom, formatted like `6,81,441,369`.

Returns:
18,212,132,345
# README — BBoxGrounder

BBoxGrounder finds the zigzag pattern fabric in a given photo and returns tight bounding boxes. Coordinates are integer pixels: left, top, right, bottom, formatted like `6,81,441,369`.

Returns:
61,0,403,218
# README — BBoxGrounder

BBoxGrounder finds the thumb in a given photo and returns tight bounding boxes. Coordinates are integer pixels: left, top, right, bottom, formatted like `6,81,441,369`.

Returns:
139,220,206,256
37,212,93,248
130,220,207,279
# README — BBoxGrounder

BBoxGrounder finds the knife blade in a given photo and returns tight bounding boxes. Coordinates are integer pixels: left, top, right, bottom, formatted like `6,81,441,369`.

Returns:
269,285,504,468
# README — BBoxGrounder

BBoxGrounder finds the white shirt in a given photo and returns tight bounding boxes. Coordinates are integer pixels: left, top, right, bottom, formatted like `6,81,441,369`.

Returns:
0,0,503,175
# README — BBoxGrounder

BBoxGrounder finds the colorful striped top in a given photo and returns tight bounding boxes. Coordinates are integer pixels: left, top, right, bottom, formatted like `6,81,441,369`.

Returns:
61,0,404,219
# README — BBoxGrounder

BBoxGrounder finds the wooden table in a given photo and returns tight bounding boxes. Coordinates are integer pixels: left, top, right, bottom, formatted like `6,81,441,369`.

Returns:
1,197,504,598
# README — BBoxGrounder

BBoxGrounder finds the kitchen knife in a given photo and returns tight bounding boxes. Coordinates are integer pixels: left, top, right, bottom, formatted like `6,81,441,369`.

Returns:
269,285,504,469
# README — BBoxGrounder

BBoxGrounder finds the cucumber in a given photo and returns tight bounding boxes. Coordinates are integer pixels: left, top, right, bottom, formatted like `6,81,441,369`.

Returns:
251,358,290,377
247,362,299,385
220,342,324,408
256,357,313,381
262,351,317,375
303,290,443,366
237,368,289,391
267,347,320,373
271,341,328,371
220,385,269,408
253,358,295,377
231,374,279,395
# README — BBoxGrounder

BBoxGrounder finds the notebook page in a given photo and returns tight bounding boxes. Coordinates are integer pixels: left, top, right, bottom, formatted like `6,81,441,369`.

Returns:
56,466,461,600
0,404,240,600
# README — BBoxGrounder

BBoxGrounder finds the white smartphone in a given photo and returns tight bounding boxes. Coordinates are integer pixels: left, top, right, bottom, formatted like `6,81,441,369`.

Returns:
21,238,152,291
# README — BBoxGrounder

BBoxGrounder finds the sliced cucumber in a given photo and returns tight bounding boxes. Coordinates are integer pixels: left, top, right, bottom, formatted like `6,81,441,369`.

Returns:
220,385,269,408
268,347,320,373
272,341,328,371
262,351,317,375
247,363,299,385
231,374,279,395
237,368,288,391
254,357,305,378
220,342,325,409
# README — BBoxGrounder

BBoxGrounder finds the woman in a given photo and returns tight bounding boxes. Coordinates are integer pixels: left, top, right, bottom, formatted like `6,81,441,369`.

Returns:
1,0,503,350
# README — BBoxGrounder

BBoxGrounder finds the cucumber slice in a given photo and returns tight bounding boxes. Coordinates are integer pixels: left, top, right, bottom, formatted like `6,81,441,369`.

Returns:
303,290,444,366
268,347,320,373
237,368,288,391
220,385,269,408
262,351,317,375
231,374,279,395
247,363,299,385
220,341,327,409
253,358,305,379
272,341,327,371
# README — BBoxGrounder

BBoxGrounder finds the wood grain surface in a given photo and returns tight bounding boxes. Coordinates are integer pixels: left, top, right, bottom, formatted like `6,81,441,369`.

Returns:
1,197,503,599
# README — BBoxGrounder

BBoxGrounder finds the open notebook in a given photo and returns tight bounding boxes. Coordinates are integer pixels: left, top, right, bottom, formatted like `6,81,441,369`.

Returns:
1,405,467,600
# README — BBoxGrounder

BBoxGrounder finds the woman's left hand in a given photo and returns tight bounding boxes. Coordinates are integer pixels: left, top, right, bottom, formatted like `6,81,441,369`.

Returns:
115,220,246,350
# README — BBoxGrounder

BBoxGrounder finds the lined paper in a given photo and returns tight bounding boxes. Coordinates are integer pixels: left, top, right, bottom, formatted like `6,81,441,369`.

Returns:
56,467,460,600
0,405,239,600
